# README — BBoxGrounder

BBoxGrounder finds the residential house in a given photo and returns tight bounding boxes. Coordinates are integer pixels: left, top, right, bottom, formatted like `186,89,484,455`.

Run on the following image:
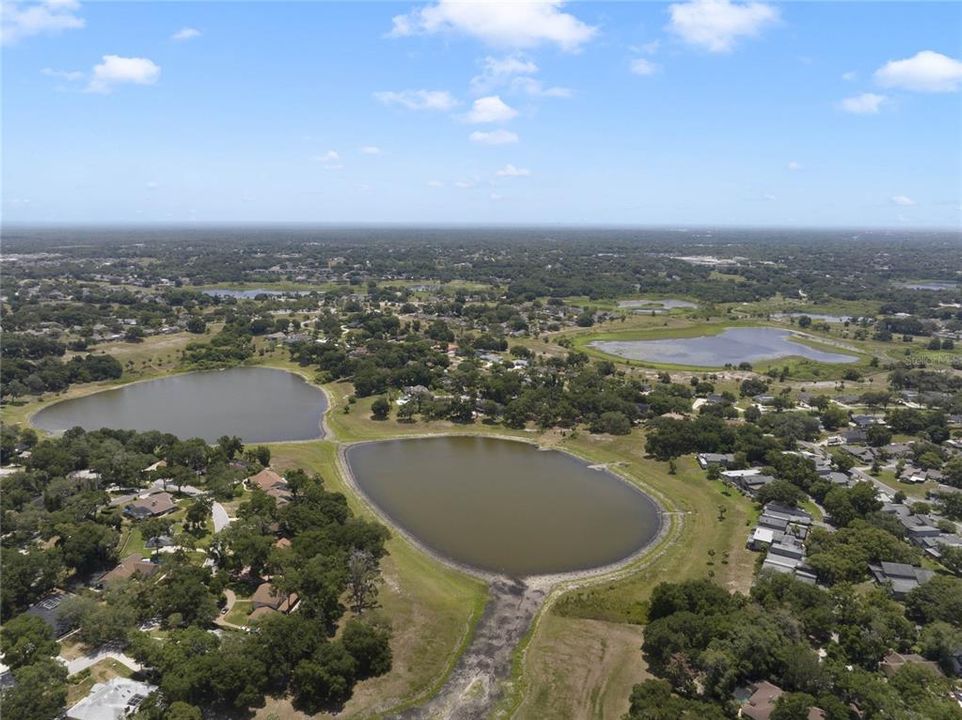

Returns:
97,555,158,588
740,681,825,720
25,591,74,638
879,651,943,678
124,492,176,520
249,582,299,620
869,561,935,599
246,468,293,505
67,677,158,720
737,474,776,496
698,453,735,469
841,445,874,464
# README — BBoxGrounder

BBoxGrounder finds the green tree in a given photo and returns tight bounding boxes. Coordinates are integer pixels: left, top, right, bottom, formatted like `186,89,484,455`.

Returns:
771,693,819,720
0,614,58,669
291,642,357,712
56,521,119,575
370,397,390,421
341,619,392,678
0,658,68,720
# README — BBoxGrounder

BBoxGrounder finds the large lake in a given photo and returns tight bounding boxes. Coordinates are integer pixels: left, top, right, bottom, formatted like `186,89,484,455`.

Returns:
32,367,326,442
591,327,858,366
347,436,661,577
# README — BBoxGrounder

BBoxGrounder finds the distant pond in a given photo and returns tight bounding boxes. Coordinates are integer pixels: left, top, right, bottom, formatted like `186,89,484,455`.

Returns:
346,436,661,577
202,288,311,299
32,367,326,443
591,327,858,366
896,282,958,291
773,313,854,323
618,299,697,312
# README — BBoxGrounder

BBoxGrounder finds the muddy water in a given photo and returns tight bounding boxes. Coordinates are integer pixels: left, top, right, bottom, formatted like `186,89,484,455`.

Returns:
346,436,660,577
32,367,326,443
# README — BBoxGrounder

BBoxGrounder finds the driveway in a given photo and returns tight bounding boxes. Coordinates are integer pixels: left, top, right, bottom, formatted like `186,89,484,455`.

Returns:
212,502,231,532
60,648,142,676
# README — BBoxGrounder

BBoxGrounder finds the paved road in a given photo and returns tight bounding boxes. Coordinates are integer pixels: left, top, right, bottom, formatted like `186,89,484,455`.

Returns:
212,502,231,532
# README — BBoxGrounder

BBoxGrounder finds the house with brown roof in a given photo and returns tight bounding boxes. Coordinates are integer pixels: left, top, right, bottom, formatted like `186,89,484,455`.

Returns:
740,681,825,720
879,651,943,678
124,492,176,520
97,555,159,588
246,468,292,504
250,582,298,614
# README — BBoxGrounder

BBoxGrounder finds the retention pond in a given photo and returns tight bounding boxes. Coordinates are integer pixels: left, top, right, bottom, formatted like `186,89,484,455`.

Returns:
346,436,661,577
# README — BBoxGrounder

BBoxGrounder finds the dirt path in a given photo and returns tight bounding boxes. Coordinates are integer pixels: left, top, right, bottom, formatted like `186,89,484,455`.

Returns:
395,578,546,720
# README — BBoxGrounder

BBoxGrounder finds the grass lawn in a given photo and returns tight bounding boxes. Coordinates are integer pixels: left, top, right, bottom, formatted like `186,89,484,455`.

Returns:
224,599,253,627
873,469,934,499
65,658,133,706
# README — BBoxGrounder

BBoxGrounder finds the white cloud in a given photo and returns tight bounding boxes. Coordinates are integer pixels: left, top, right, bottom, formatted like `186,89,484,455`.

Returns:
41,67,84,81
496,163,530,177
762,193,777,201
874,50,962,93
463,95,518,123
145,181,160,190
842,70,857,81
470,53,537,93
373,89,459,111
313,150,343,169
389,0,597,52
454,180,475,189
470,53,571,98
786,160,801,171
469,129,519,145
482,54,538,77
171,27,201,42
359,145,382,155
839,92,886,114
510,76,572,98
426,179,444,187
2,0,84,45
640,40,661,55
667,0,778,53
86,55,160,94
490,192,504,201
891,195,916,207
629,58,658,76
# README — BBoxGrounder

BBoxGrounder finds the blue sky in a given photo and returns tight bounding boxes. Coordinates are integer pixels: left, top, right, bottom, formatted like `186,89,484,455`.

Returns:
2,0,961,227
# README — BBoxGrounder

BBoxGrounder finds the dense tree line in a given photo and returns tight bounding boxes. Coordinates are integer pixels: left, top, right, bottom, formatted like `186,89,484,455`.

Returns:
631,575,962,720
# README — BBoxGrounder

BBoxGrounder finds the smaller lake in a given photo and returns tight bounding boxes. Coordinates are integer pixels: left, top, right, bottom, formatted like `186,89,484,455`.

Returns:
347,436,661,577
591,327,858,366
203,289,311,299
32,367,326,443
897,282,957,291
618,299,696,311
773,313,854,323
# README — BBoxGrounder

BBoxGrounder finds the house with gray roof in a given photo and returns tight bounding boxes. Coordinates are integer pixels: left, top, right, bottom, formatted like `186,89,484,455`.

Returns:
869,561,935,599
